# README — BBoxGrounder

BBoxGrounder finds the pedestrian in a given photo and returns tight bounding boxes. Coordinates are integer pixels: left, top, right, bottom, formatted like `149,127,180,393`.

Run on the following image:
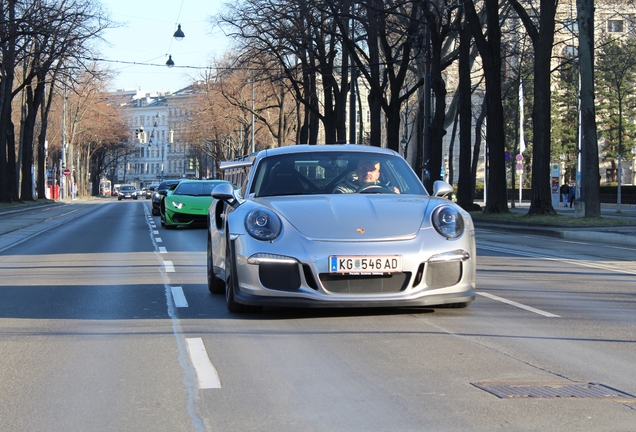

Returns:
560,182,570,207
569,183,576,208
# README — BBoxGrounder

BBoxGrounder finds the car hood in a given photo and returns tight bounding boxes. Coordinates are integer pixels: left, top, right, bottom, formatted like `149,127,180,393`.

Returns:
258,195,432,241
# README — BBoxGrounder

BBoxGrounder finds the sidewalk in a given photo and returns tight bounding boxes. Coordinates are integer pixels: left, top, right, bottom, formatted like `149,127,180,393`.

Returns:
473,201,636,247
0,196,105,216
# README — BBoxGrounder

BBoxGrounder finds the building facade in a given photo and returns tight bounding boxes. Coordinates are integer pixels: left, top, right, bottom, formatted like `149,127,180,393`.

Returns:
110,87,200,189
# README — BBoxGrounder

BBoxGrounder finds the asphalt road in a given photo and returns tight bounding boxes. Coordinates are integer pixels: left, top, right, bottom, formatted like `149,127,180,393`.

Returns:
0,200,635,431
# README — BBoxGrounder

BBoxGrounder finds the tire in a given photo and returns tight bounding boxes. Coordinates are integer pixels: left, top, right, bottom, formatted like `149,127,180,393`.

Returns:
225,272,244,313
207,234,224,294
162,217,175,229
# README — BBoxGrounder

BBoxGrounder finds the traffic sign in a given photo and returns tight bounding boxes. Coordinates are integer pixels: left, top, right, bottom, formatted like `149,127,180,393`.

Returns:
504,151,511,161
63,168,71,176
516,154,524,161
516,163,523,170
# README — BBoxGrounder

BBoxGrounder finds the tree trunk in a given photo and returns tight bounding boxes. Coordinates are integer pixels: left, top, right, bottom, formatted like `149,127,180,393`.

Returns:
464,0,509,213
0,0,17,202
577,0,601,217
457,18,477,210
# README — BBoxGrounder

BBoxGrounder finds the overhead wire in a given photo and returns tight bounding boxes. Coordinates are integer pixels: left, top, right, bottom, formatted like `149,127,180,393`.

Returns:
165,0,186,64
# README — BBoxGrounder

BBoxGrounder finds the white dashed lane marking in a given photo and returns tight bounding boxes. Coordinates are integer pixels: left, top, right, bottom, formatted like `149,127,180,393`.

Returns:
163,260,175,272
186,338,222,389
171,286,189,308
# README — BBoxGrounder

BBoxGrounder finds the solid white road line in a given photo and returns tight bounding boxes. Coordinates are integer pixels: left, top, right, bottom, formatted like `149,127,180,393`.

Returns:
477,292,561,318
171,286,189,308
186,338,222,389
164,260,175,272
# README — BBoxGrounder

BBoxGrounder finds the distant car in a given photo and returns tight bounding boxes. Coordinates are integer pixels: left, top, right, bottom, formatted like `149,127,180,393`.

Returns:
117,184,138,200
113,184,121,197
145,184,159,199
152,179,182,216
207,144,476,313
160,180,232,229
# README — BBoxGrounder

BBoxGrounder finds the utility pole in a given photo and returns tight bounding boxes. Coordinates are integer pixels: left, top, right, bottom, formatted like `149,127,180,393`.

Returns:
61,84,67,199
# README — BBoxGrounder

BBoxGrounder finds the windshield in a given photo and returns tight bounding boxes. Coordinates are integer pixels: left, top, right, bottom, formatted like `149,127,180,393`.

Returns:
120,186,135,191
173,181,224,197
250,151,426,197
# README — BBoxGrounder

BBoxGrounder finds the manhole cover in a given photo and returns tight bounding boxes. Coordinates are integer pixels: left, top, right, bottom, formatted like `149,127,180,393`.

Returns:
472,382,636,400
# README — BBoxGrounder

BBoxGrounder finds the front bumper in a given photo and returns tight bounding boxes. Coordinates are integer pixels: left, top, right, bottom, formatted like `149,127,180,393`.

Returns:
226,229,476,309
165,209,207,227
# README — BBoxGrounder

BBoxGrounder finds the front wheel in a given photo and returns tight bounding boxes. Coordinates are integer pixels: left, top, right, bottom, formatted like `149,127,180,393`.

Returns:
207,234,224,294
225,239,261,313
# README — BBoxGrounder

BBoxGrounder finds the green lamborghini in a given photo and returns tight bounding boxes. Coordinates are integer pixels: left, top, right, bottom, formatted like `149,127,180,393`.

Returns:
160,180,233,229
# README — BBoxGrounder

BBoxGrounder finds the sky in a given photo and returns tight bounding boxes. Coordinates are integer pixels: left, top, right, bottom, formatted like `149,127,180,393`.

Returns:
97,0,229,94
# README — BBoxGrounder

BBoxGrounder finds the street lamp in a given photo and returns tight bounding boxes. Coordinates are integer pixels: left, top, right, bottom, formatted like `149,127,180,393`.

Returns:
173,24,185,41
166,55,175,68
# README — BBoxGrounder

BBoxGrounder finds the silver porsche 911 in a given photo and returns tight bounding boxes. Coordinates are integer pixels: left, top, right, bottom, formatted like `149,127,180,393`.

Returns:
207,144,476,313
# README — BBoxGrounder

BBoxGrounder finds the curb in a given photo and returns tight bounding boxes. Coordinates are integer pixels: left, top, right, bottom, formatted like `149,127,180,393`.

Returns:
562,230,636,247
474,221,636,247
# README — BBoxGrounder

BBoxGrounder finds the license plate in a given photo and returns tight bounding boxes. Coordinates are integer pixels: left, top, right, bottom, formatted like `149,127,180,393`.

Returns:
329,255,402,274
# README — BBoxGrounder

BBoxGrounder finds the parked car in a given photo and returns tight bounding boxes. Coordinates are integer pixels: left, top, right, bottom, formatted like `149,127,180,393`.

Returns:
145,184,159,199
207,144,476,313
151,179,182,216
117,184,138,200
160,180,233,229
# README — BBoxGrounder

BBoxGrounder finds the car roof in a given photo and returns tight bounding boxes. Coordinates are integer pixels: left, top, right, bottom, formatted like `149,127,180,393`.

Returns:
260,144,397,157
176,179,229,185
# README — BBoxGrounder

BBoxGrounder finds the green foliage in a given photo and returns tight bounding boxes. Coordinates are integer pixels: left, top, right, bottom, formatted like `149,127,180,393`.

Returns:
552,51,579,181
596,36,636,166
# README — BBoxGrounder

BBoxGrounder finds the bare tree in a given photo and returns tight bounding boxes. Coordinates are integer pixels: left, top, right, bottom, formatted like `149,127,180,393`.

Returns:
0,0,111,202
463,0,509,213
507,0,558,216
218,0,349,144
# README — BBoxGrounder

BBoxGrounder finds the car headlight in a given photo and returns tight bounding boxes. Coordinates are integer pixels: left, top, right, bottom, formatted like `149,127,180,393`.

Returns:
245,208,282,241
171,201,184,210
431,205,464,239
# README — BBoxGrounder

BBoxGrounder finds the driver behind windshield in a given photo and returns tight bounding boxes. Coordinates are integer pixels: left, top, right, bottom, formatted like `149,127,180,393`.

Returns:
333,159,400,194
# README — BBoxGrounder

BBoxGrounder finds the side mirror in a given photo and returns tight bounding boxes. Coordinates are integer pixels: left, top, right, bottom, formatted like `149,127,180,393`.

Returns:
158,190,167,196
432,180,454,197
212,183,236,201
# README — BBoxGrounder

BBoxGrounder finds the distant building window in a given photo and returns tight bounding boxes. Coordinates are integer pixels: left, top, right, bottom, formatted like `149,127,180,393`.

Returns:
561,45,578,58
563,18,578,33
608,20,624,32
